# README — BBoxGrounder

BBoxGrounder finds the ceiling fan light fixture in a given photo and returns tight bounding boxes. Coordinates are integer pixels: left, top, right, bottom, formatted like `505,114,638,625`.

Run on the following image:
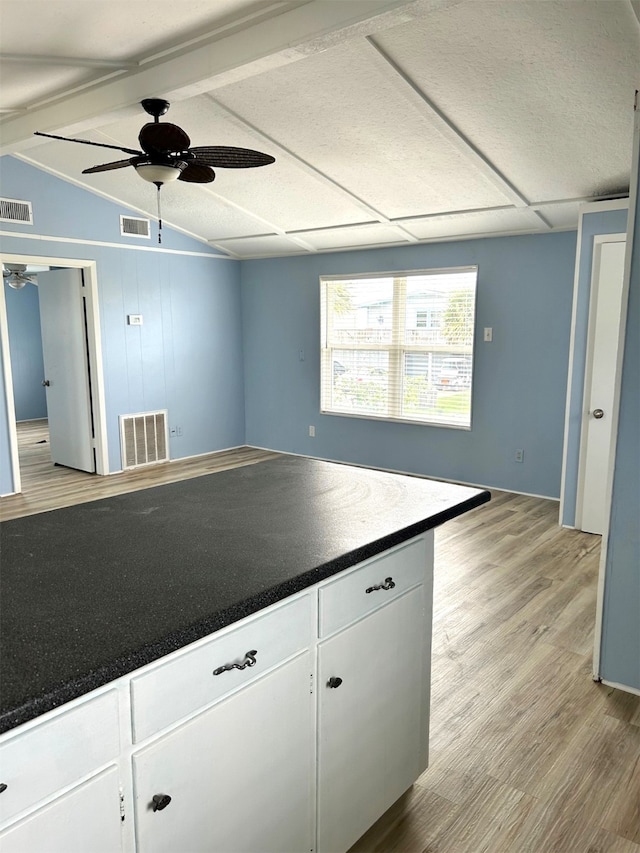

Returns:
3,264,35,290
134,162,186,184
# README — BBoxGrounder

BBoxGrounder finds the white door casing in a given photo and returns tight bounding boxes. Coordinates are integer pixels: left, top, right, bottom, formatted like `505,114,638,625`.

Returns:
37,268,95,473
576,237,627,534
0,253,109,491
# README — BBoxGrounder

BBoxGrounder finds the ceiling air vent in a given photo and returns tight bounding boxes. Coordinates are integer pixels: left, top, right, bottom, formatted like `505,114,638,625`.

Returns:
0,197,33,225
120,215,150,239
120,410,169,470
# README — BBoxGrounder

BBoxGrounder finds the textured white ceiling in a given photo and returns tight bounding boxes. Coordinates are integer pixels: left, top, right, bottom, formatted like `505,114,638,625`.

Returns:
1,0,637,258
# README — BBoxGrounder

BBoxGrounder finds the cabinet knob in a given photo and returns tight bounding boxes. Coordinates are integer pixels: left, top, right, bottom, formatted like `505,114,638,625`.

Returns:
152,793,172,812
0,783,7,794
327,676,343,689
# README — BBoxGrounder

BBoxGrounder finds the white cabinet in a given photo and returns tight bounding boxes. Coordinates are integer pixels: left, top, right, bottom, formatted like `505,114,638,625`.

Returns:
316,538,432,853
0,690,122,852
133,653,313,853
0,690,120,826
0,534,433,853
0,767,123,853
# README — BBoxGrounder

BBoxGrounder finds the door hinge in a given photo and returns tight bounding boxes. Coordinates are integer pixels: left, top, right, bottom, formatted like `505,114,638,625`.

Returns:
309,672,314,695
119,787,125,822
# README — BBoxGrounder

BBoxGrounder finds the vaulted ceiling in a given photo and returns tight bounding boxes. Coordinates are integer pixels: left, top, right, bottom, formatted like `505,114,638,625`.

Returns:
1,0,638,258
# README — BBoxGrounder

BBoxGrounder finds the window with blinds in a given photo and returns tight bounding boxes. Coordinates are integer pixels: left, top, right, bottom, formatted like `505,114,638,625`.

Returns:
320,267,477,429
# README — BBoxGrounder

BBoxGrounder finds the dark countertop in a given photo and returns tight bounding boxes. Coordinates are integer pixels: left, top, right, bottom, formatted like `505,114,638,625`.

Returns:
0,456,489,734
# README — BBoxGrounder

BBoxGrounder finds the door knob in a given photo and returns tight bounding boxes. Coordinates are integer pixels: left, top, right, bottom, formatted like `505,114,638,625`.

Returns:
592,408,604,419
327,677,343,689
152,793,172,812
41,379,50,387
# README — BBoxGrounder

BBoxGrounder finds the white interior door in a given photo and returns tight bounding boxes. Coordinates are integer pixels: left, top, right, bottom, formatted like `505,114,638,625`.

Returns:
576,238,626,534
38,268,95,472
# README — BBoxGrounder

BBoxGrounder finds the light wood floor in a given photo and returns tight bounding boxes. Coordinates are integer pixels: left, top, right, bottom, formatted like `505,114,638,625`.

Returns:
350,492,640,853
0,420,280,521
2,422,639,851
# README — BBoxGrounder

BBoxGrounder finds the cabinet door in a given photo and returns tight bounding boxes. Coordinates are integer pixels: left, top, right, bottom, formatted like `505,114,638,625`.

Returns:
0,767,122,853
133,652,313,853
317,586,429,853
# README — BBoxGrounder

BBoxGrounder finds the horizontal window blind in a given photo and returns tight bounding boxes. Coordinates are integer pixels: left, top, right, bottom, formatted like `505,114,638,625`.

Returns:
320,267,477,429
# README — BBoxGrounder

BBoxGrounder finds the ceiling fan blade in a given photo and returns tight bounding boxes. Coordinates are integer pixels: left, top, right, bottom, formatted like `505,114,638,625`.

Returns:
188,146,275,168
34,131,141,156
178,163,215,183
82,158,136,174
139,122,190,154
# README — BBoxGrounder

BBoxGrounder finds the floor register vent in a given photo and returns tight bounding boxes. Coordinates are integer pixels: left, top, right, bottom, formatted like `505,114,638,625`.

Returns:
120,410,169,469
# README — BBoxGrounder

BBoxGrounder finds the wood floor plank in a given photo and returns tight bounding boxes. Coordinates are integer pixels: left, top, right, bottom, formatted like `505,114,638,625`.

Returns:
423,775,536,853
348,786,457,853
350,488,640,852
505,797,640,853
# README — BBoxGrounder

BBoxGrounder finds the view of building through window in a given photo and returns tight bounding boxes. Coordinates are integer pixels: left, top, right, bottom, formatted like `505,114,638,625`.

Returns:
320,267,477,428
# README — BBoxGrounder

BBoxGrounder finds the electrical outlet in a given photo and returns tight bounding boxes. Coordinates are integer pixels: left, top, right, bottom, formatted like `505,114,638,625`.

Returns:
484,327,493,342
176,426,183,437
309,425,315,437
515,449,524,463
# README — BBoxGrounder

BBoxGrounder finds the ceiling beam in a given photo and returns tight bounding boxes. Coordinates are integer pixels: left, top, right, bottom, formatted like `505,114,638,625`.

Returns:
205,96,419,243
0,54,138,69
0,0,440,153
363,35,534,210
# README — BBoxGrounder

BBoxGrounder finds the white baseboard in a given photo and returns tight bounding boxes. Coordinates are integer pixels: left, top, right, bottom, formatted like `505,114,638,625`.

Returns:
598,678,640,697
246,444,560,502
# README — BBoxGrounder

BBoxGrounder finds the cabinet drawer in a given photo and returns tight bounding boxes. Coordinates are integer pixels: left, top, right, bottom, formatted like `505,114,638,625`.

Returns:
131,593,313,742
318,536,428,637
0,690,120,825
0,767,122,853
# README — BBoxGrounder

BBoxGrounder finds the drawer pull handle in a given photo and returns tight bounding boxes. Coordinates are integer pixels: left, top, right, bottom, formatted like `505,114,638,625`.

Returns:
0,783,7,794
327,677,343,689
213,649,258,676
365,577,396,594
152,793,172,812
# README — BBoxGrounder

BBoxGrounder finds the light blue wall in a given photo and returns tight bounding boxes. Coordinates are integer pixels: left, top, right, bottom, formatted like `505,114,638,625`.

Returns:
599,140,640,692
561,206,628,527
0,339,13,495
4,281,47,421
0,156,245,491
241,232,577,497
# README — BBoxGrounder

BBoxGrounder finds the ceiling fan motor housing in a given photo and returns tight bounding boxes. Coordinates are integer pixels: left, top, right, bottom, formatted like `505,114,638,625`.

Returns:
141,98,171,120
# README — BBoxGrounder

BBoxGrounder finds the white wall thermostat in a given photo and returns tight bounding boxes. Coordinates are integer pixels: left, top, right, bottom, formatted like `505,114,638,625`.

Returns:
128,314,143,325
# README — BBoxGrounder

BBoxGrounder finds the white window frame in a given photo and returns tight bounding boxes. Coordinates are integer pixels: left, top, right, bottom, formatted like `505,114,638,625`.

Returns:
320,266,477,429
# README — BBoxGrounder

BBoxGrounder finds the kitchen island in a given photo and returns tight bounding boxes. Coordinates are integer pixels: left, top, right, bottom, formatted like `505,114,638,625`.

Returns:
0,456,489,852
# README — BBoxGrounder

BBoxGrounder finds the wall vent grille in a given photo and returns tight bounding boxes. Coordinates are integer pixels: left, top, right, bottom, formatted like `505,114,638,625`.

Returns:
0,197,33,224
120,215,150,238
119,410,169,469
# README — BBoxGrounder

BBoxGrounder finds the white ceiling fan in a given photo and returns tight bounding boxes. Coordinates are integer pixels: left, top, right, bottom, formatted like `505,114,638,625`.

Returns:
3,264,37,290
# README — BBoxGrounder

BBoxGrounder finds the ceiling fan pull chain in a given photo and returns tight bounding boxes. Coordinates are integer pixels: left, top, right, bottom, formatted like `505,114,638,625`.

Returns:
155,183,163,245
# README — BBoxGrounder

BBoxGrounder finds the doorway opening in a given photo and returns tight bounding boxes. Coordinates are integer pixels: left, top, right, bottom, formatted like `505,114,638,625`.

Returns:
0,252,108,497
